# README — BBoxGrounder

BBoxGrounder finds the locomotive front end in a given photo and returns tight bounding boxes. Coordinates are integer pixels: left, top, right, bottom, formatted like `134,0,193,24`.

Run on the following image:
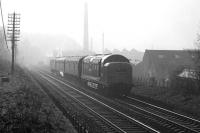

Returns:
103,62,132,95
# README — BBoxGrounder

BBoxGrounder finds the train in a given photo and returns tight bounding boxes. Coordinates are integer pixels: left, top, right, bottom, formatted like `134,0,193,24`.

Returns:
50,54,133,96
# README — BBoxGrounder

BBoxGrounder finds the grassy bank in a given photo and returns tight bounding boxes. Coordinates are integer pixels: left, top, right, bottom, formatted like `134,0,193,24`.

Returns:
131,86,200,119
0,61,76,132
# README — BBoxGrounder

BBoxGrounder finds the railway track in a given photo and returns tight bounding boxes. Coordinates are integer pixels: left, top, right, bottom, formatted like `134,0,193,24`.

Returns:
31,68,200,133
115,96,200,133
47,69,200,132
31,69,158,133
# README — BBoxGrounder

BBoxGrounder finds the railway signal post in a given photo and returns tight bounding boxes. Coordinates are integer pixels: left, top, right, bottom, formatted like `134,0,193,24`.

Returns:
7,12,20,74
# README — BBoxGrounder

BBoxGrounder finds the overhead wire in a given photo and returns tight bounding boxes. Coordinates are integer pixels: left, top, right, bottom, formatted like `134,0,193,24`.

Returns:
0,0,9,51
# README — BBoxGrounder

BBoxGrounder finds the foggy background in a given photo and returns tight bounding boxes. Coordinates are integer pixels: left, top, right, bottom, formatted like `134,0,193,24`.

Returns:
1,0,200,65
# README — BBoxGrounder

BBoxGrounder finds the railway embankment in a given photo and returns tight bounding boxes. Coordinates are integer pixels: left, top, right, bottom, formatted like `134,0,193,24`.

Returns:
0,60,76,132
131,86,200,120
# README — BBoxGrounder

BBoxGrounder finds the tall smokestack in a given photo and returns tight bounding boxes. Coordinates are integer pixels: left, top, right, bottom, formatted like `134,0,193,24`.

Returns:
102,33,104,54
90,37,93,52
83,2,89,51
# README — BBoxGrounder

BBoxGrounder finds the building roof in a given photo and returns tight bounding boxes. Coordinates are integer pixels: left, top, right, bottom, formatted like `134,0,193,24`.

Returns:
141,49,200,79
143,49,199,68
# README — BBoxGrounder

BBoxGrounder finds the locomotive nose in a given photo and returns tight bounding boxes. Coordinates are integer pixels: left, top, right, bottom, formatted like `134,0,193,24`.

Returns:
103,62,133,95
104,62,132,84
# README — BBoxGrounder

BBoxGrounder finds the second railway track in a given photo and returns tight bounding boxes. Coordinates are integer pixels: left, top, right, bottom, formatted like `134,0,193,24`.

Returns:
117,95,200,132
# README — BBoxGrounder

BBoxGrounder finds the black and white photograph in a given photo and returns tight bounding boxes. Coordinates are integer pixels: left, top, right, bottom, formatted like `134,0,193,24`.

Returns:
0,0,200,132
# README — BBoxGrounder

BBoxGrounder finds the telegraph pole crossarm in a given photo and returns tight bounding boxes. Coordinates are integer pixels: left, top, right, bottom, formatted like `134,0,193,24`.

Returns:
7,12,20,74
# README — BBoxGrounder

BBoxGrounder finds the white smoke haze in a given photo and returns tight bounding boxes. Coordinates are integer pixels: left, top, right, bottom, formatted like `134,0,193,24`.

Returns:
18,33,81,65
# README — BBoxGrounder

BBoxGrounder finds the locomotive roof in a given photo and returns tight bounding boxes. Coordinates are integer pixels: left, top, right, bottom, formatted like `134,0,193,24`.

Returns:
83,54,129,64
83,55,102,64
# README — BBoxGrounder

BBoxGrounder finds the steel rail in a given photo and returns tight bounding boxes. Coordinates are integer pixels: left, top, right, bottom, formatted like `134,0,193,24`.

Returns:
39,71,159,133
126,96,200,123
119,96,200,133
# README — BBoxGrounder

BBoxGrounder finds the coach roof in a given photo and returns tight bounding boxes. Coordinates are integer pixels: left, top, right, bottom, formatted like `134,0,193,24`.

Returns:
64,56,84,62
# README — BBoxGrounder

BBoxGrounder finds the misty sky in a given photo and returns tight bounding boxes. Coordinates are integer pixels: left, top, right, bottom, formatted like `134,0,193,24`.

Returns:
1,0,200,52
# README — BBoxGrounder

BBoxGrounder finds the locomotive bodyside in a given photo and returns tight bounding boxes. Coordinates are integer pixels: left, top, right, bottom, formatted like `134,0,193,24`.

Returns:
81,55,103,89
81,54,132,95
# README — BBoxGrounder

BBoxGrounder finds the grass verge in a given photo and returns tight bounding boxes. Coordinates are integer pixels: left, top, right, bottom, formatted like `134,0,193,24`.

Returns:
131,86,200,120
0,63,76,133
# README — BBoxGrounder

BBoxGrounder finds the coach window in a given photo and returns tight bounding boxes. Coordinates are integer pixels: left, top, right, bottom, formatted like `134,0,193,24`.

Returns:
94,65,95,76
85,63,87,74
94,64,96,76
91,64,93,72
84,63,86,73
82,63,84,74
86,63,88,73
88,63,90,74
96,64,98,76
95,64,97,76
83,63,85,74
98,62,101,76
85,63,88,73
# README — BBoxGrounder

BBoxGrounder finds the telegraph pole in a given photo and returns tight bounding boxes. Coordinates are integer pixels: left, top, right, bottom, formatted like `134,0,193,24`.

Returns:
7,12,20,74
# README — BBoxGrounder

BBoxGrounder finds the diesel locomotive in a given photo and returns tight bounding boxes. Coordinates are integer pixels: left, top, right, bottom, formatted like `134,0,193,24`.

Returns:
50,54,133,96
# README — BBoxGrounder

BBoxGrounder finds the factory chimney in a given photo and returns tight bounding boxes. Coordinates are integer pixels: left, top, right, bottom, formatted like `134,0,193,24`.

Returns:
102,33,104,54
90,37,93,52
83,2,89,51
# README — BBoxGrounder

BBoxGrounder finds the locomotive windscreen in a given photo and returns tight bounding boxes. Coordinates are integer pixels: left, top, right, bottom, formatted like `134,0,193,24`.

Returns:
102,54,129,64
